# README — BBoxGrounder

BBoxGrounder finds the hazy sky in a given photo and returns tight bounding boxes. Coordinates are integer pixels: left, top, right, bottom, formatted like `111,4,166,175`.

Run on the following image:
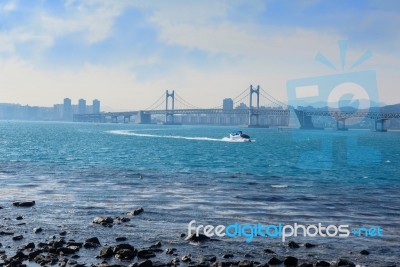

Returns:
0,0,399,110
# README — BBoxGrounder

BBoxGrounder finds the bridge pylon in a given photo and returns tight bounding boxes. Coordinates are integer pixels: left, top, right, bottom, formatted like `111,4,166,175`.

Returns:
248,85,260,126
165,90,175,124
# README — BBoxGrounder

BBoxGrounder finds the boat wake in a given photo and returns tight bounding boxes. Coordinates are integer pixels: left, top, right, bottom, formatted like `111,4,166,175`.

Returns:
108,130,252,142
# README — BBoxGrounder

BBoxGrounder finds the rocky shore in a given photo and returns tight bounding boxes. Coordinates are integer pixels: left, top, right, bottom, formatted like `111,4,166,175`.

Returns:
0,202,396,267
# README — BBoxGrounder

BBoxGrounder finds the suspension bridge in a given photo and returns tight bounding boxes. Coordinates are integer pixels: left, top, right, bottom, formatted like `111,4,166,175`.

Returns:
73,85,290,127
73,84,400,131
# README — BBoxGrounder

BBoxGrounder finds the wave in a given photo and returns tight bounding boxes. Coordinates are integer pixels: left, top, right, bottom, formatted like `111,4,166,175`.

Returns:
108,130,251,142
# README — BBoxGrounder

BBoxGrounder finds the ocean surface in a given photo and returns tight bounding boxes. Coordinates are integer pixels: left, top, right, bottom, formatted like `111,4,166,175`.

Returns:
0,121,399,265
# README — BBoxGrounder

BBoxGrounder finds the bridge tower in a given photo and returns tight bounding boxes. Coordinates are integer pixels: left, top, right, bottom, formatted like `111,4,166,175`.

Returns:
165,90,175,124
248,85,260,126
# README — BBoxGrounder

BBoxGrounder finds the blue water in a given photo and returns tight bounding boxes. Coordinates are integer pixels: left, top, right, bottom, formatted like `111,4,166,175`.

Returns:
0,121,399,265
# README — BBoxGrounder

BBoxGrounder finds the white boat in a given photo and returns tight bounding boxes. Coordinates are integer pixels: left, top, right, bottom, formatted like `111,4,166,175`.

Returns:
229,131,251,142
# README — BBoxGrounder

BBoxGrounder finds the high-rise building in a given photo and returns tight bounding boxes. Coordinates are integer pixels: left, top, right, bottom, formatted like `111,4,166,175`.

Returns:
63,98,72,120
78,99,86,114
223,98,234,110
92,99,100,114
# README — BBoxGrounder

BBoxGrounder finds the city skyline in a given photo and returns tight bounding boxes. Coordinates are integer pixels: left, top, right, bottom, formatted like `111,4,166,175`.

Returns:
0,1,399,110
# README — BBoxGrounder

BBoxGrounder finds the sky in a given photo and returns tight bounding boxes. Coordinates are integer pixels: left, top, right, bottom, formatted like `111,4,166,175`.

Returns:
0,0,399,110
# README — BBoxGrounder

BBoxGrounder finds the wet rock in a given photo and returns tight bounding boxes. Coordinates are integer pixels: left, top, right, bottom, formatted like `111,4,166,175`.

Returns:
116,217,131,223
283,256,298,266
304,243,316,248
360,250,370,255
16,216,23,220
238,260,253,267
66,242,83,248
150,241,162,248
315,261,330,267
268,257,282,265
165,248,177,255
20,242,35,250
255,263,269,267
202,255,217,262
85,237,101,246
288,241,300,249
262,249,275,254
116,237,127,242
0,231,14,236
216,261,239,267
100,247,114,259
171,257,180,265
12,235,23,241
115,249,136,261
59,231,67,236
222,254,234,259
128,207,144,216
181,255,191,263
13,201,35,207
187,233,210,242
138,259,153,267
49,240,65,249
113,243,135,253
180,233,186,238
93,217,114,226
299,264,313,267
28,250,43,260
138,249,156,259
336,259,355,267
56,247,75,255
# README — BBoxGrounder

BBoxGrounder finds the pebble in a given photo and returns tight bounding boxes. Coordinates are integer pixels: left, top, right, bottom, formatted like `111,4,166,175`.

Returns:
315,260,331,266
116,237,128,242
360,250,370,255
336,259,355,267
288,241,300,248
12,235,24,241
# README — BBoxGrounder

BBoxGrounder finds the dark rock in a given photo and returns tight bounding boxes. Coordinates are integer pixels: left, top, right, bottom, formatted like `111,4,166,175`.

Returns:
66,245,80,253
138,260,153,267
336,259,355,267
187,233,210,242
256,264,269,267
360,250,370,255
299,264,313,267
288,241,300,249
12,235,23,241
57,247,76,255
263,249,275,254
304,243,316,248
113,243,135,253
116,237,127,242
16,216,23,220
21,242,35,250
129,263,139,267
49,240,65,249
13,201,35,207
284,256,298,266
66,242,83,248
84,237,101,248
223,254,234,259
181,255,191,263
180,233,186,238
171,257,180,265
202,255,217,262
100,247,114,258
165,248,176,255
238,260,253,267
115,249,136,261
150,241,162,248
138,249,156,259
93,217,114,225
268,257,282,265
28,250,43,260
117,217,131,223
128,208,144,216
244,254,253,258
315,261,331,267
59,231,67,236
0,231,14,236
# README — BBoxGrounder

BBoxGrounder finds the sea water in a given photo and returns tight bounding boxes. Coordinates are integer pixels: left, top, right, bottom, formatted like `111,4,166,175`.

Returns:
0,121,399,265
